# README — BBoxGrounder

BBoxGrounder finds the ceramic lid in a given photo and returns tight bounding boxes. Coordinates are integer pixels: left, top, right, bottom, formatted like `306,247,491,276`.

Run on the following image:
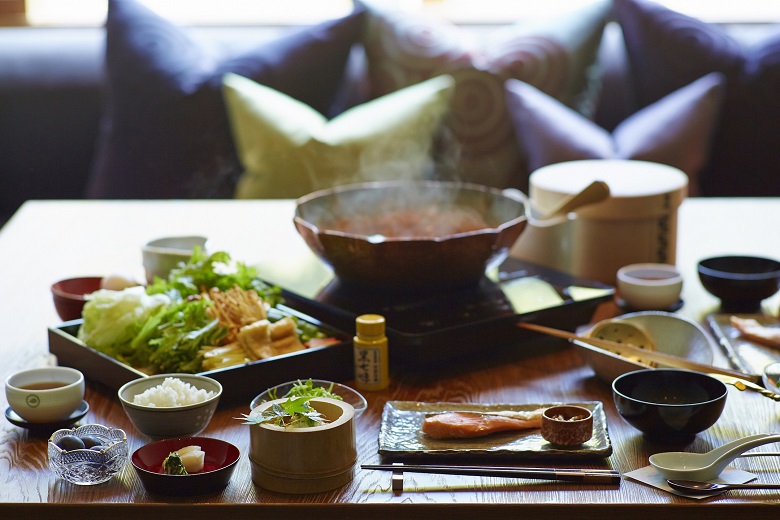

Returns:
529,160,688,220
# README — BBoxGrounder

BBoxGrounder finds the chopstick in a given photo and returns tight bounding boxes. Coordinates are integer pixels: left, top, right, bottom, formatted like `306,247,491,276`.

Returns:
517,322,760,384
361,464,621,484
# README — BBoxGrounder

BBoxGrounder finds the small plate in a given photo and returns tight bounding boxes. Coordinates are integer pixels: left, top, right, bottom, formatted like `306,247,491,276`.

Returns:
132,437,240,496
615,296,684,313
5,400,89,433
250,379,367,416
706,314,778,378
378,401,612,460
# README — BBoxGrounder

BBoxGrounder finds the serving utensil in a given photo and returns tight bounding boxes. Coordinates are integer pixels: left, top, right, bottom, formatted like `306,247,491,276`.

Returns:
667,479,780,495
539,180,610,219
649,433,780,481
707,373,780,401
517,322,762,384
362,464,621,484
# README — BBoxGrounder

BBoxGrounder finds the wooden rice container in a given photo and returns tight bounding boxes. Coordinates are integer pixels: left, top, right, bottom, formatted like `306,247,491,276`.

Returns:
248,397,356,494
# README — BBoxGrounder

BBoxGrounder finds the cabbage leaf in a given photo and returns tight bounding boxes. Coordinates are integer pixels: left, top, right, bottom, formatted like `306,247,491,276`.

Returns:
77,286,170,361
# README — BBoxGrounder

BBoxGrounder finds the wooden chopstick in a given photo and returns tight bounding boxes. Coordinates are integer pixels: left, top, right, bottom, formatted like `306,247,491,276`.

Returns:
361,464,621,484
517,322,761,384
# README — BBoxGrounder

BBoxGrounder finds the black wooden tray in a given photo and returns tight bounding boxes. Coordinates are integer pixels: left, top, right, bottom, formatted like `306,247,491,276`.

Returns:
48,305,353,406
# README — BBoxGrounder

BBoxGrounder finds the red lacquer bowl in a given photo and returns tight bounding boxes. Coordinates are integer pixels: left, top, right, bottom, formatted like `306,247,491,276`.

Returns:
51,276,103,321
131,437,240,495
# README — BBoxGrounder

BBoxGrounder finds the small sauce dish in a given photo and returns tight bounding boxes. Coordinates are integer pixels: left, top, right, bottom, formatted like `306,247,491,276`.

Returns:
616,263,683,311
541,405,593,446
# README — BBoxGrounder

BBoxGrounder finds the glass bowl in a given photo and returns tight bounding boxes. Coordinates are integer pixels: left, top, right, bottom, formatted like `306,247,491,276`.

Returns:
250,379,367,416
48,424,129,485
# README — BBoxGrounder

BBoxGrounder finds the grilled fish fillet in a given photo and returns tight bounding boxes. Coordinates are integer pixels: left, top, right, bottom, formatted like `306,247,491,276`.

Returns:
422,409,545,439
730,316,780,349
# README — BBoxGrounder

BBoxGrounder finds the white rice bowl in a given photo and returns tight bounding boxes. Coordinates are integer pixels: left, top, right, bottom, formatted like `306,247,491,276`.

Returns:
118,374,222,439
132,377,216,407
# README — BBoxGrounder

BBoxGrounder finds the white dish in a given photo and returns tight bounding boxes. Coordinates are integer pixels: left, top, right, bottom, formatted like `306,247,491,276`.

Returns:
579,311,716,383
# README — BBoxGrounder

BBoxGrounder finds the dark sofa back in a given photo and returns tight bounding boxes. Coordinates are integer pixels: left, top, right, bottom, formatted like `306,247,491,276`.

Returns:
0,22,636,224
0,28,103,222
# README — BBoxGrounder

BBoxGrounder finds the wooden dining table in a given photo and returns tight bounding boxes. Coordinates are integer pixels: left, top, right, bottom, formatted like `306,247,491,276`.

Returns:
1,197,779,518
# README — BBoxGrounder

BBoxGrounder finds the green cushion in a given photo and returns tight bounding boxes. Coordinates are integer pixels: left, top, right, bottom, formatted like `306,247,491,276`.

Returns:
222,73,455,199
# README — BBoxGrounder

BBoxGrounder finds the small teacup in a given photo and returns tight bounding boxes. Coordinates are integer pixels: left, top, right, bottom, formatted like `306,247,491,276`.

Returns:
142,236,208,284
5,367,85,423
616,263,683,310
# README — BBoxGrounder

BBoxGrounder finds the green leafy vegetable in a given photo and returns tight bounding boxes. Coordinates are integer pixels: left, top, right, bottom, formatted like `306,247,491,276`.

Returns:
77,286,170,360
129,297,227,373
162,452,188,475
242,396,328,428
146,248,282,307
77,248,332,375
269,379,343,402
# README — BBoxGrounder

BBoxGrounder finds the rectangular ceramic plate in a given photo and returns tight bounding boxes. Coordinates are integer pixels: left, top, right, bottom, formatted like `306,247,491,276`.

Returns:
48,304,353,406
707,314,780,377
378,401,612,460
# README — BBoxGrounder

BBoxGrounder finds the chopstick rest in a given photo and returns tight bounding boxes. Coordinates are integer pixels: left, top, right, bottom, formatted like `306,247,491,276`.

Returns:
362,464,621,485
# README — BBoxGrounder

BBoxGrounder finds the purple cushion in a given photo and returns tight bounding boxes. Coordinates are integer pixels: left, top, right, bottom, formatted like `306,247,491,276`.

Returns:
86,0,365,199
615,0,780,196
505,73,725,196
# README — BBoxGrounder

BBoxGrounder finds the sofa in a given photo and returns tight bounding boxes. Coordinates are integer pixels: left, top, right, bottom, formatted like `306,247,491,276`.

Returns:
1,0,778,226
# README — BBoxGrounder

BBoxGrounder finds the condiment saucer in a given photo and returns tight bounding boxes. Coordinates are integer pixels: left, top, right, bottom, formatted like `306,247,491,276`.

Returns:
5,400,89,434
615,296,684,313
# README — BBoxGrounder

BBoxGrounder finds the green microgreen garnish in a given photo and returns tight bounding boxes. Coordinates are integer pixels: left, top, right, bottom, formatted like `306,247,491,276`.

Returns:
240,396,328,428
268,379,343,402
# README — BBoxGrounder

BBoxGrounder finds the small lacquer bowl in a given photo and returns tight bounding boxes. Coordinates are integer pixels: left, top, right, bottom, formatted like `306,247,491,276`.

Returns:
540,405,593,446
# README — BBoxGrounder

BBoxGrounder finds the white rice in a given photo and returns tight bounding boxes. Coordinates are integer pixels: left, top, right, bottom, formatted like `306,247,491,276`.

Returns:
132,377,215,407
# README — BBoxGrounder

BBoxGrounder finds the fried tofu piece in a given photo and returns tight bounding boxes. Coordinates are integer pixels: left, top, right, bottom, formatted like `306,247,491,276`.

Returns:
238,317,305,360
238,319,272,359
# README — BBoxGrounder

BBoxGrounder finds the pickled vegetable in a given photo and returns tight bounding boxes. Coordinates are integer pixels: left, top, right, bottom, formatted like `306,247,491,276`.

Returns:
162,452,188,475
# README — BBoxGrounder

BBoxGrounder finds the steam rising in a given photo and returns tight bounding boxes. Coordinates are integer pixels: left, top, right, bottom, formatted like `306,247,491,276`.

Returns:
298,181,517,240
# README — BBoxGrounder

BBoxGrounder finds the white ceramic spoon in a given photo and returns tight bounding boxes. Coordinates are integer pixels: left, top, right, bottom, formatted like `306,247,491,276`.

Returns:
649,433,780,481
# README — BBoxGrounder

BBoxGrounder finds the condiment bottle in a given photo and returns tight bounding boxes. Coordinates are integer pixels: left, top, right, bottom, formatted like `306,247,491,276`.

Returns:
353,314,389,391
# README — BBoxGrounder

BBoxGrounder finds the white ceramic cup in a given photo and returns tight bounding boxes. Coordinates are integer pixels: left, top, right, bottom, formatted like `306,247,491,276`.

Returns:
142,236,208,284
616,263,683,310
5,367,85,423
